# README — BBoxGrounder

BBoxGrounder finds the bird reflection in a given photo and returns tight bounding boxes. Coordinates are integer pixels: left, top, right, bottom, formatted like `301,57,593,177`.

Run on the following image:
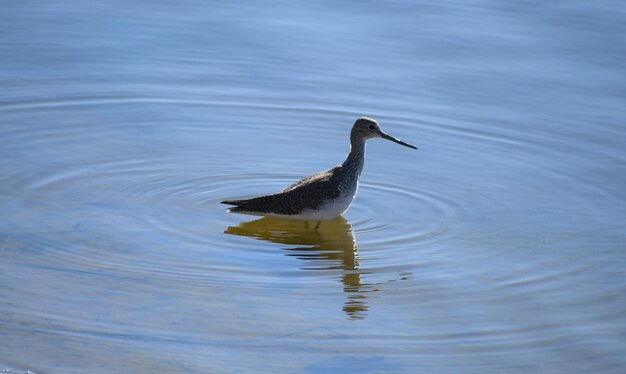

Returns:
224,217,372,320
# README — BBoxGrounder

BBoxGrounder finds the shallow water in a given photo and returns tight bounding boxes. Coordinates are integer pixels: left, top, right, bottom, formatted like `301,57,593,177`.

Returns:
1,1,625,373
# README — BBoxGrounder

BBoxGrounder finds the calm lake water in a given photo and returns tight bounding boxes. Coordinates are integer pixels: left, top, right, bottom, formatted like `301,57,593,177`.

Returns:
1,1,625,373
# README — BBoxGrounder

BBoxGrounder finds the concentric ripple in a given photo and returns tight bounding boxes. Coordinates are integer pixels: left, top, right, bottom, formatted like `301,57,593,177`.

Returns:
2,0,626,370
1,92,625,373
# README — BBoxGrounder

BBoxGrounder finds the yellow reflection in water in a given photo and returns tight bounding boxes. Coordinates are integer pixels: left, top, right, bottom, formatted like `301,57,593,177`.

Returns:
225,217,372,320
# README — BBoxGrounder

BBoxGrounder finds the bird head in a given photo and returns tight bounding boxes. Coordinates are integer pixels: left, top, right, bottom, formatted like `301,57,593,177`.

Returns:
351,117,417,149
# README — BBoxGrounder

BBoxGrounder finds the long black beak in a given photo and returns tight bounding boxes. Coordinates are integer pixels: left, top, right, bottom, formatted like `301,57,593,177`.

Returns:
378,130,417,150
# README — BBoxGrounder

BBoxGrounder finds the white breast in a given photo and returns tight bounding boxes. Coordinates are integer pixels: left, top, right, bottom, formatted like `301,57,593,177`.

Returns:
297,180,359,221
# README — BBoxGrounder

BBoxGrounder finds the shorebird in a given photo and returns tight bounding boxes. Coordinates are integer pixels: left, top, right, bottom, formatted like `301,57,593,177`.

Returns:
221,117,416,223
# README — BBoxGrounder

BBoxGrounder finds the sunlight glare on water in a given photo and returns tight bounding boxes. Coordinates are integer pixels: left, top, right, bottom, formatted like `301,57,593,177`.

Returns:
1,1,625,373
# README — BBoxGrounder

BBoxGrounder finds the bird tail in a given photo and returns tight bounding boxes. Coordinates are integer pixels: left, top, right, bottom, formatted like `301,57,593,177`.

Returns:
226,206,249,213
221,199,248,213
221,195,276,214
221,199,244,206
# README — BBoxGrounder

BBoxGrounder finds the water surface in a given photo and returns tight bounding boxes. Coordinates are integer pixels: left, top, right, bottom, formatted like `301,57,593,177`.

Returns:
1,1,625,373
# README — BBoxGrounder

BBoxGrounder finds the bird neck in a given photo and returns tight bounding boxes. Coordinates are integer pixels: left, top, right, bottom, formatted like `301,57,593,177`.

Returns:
342,138,366,174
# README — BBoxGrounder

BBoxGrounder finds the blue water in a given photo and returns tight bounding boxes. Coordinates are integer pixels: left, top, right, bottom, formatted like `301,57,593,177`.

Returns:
1,1,625,373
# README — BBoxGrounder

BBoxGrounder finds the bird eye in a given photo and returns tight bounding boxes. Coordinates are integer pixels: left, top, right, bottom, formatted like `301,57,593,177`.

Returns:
369,125,376,130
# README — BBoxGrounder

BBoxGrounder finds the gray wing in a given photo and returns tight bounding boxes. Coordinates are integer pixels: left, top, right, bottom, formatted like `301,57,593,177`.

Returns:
222,166,342,215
